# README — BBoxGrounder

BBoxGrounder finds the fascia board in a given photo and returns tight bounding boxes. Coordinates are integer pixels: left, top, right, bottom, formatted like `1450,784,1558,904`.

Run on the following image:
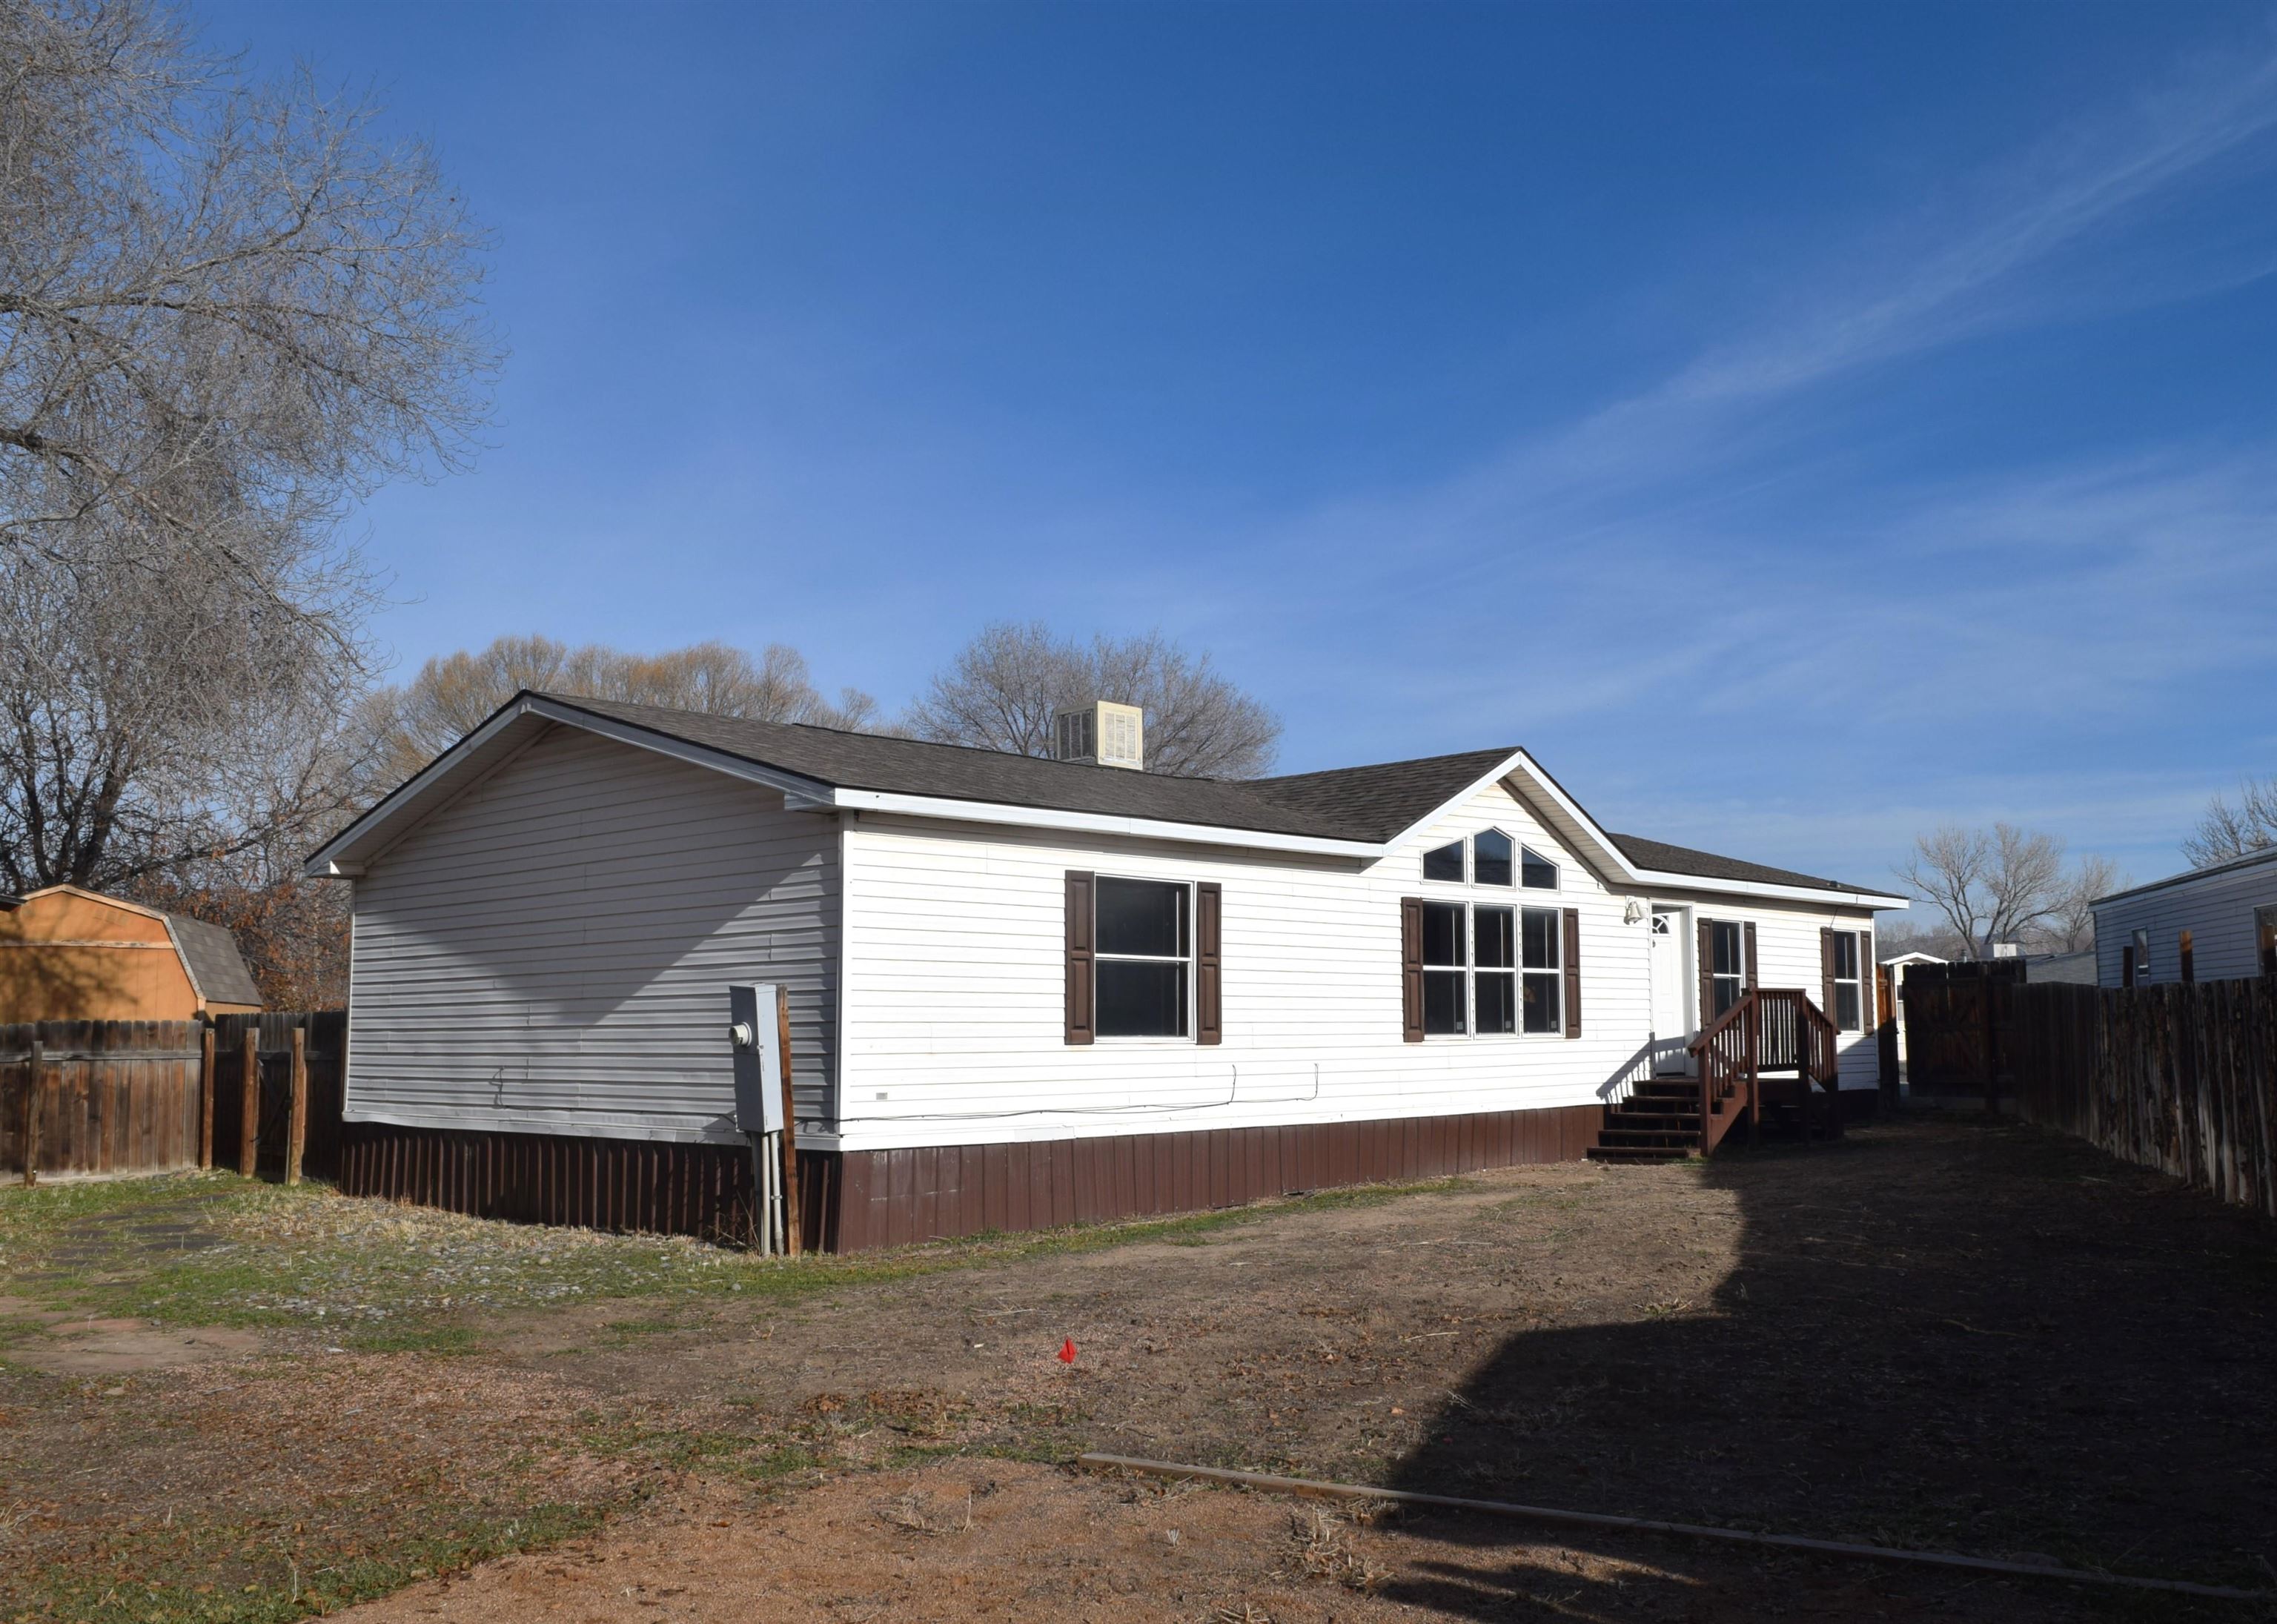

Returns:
1386,752,1907,911
827,788,1384,858
1630,872,1910,909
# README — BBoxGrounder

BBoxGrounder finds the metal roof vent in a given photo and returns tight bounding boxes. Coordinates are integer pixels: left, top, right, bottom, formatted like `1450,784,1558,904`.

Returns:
1053,700,1144,770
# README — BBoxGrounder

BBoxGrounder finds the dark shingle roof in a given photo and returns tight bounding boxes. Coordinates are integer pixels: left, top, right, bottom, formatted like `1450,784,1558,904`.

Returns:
528,695,1886,895
1608,833,1868,895
164,913,263,1007
546,695,1389,841
1251,749,1525,843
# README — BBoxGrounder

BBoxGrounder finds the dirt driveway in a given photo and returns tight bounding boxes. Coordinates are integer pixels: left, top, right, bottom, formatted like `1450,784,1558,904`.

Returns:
5,1115,2275,1622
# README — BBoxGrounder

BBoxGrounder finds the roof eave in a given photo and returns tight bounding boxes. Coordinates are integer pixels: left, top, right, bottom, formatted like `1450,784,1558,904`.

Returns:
1628,869,1910,909
827,786,1385,857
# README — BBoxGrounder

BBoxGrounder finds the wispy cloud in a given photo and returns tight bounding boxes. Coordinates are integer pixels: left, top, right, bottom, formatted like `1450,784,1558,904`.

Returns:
1202,36,2277,881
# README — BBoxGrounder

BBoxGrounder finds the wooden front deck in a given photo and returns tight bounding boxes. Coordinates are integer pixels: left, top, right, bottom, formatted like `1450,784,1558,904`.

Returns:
1591,987,1844,1162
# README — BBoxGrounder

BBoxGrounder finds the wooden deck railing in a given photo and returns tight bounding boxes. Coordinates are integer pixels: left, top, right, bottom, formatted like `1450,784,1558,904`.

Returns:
1686,988,1843,1156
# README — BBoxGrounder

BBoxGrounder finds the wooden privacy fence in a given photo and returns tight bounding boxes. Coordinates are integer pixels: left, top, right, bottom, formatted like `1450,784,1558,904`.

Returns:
1,1012,345,1184
0,1021,205,1181
1898,960,2027,1096
2009,978,2277,1218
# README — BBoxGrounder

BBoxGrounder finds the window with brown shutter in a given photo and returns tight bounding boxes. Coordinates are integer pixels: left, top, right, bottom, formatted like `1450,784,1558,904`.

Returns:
1064,872,1095,1045
1743,921,1759,992
1196,882,1223,1045
1401,898,1425,1042
1825,929,1863,1031
1697,917,1714,1024
1860,935,1876,1027
1821,927,1837,1019
2180,929,2195,984
1561,907,1581,1038
2122,943,2137,987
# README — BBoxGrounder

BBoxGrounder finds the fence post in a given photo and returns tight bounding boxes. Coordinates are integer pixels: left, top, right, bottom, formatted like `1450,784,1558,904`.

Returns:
286,1027,308,1187
199,1021,216,1170
239,1027,260,1178
21,1038,42,1188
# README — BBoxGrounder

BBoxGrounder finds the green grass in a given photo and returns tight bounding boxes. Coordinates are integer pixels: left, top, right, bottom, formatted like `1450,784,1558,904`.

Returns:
0,1168,1488,1348
21,1501,607,1624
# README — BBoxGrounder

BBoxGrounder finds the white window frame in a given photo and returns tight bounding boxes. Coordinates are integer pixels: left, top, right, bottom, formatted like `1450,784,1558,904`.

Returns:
1092,874,1196,1044
1708,918,1746,1018
1519,903,1563,1035
1473,828,1516,889
1519,844,1561,892
1419,899,1562,1041
1831,929,1863,1032
1420,898,1469,1036
1422,838,1468,885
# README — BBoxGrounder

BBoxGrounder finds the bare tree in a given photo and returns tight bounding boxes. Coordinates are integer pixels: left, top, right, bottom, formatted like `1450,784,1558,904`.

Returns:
904,621,1281,778
2,0,497,595
0,0,494,1007
359,634,880,789
2049,853,2127,953
2182,778,2277,869
1895,823,2067,959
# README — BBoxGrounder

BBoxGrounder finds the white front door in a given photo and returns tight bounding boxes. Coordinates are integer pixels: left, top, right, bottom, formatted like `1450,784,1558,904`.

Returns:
1648,908,1692,1073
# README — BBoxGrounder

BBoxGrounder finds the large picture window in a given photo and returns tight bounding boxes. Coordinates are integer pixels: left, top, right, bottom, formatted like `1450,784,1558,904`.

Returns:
1709,920,1746,1018
1831,930,1862,1031
1095,877,1190,1037
1422,901,1467,1034
1521,906,1562,1033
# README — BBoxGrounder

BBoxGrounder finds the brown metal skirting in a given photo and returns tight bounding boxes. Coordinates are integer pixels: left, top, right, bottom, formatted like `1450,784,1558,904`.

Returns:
830,1104,1606,1253
334,1103,1603,1254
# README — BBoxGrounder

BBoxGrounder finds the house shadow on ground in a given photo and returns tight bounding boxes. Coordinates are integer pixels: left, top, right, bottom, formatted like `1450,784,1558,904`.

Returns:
1372,1118,2277,1621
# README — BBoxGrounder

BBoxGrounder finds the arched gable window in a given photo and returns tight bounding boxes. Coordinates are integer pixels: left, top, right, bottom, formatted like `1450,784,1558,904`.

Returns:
1473,829,1514,887
1423,839,1465,883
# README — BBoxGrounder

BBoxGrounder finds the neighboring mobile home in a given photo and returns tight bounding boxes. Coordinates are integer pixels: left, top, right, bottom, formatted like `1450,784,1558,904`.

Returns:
2093,848,2277,987
0,885,265,1021
307,692,1904,1249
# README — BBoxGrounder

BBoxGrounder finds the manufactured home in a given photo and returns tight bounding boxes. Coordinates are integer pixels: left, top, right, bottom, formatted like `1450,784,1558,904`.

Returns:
307,692,1903,1249
2093,848,2277,988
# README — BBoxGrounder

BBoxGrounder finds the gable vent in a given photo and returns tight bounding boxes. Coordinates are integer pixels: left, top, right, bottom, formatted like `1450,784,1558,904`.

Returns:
1053,700,1144,770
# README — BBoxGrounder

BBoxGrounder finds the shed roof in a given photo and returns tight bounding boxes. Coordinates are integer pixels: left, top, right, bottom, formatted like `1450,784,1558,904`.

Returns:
164,912,265,1007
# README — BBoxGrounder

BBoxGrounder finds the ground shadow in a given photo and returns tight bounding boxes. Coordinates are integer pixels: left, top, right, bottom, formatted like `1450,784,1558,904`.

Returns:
1373,1117,2277,1620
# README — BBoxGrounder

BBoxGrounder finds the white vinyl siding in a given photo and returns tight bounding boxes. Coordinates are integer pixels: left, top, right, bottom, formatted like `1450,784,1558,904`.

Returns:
835,777,1883,1150
2092,855,2277,987
343,724,838,1143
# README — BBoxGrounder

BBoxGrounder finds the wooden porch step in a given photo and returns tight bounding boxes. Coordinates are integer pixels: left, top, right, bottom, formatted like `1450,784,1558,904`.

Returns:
1587,1143,1694,1163
1602,1110,1701,1132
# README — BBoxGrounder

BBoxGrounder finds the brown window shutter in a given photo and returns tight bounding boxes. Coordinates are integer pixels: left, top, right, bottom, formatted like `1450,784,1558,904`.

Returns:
1064,871,1095,1045
1697,916,1714,1023
1196,882,1223,1045
2180,929,2195,984
1860,934,1875,1027
1400,898,1425,1043
1743,921,1759,992
1820,927,1837,1016
2122,944,2136,988
1562,907,1581,1039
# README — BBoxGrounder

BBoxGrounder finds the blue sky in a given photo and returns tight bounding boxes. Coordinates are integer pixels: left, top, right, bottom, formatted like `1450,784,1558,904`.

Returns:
205,1,2277,896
